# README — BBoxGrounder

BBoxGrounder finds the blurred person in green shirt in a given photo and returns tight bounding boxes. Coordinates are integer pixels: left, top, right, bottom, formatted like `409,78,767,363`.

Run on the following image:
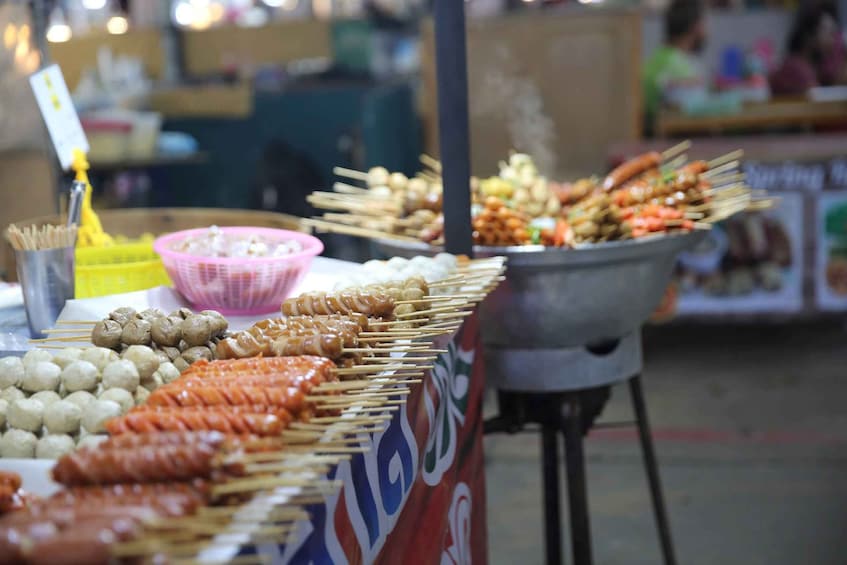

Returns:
643,0,708,133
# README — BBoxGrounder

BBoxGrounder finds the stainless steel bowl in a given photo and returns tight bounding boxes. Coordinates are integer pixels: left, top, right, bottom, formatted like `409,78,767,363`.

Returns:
373,231,706,348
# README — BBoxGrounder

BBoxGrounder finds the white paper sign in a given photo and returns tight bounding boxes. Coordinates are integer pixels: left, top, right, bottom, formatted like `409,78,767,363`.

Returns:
29,64,89,170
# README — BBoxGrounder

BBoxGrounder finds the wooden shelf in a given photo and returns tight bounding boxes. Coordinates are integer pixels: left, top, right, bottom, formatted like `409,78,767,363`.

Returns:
656,99,847,137
87,151,208,171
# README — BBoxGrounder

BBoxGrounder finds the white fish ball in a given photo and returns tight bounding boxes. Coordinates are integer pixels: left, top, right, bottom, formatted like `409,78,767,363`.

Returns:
386,257,409,271
434,253,458,270
7,398,44,432
98,388,134,414
0,357,24,389
21,362,60,392
30,391,61,408
153,362,180,385
79,347,119,373
64,391,96,410
134,386,150,406
101,360,140,392
36,434,75,459
0,429,37,458
51,348,83,369
22,350,53,368
77,434,108,449
0,387,25,404
44,400,82,434
121,345,159,381
82,400,122,434
61,361,99,393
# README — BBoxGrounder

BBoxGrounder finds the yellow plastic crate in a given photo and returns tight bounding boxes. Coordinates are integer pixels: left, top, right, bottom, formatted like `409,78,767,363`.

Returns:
75,242,171,298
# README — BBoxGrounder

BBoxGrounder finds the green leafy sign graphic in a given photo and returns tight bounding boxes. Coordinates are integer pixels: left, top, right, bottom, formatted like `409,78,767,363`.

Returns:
422,341,474,486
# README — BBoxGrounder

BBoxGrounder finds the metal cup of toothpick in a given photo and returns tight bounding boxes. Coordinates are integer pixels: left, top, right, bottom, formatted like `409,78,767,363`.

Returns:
7,224,78,339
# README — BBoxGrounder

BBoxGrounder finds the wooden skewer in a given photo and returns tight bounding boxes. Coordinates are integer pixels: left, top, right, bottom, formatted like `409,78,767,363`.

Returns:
350,405,400,413
321,213,396,229
363,356,434,363
285,444,372,454
195,505,310,521
417,171,441,183
29,336,90,343
393,294,480,304
707,149,744,169
171,554,273,565
333,166,369,182
322,375,421,388
745,198,777,211
364,371,426,379
331,363,420,376
304,219,420,243
340,388,413,398
420,153,442,173
212,478,342,497
307,196,399,215
707,173,746,186
701,160,740,179
395,305,470,318
661,154,688,173
238,451,350,464
333,181,370,194
661,140,691,160
41,328,90,335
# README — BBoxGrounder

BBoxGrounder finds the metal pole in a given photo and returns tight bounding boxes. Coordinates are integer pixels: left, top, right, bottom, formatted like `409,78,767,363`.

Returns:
629,375,677,565
433,0,473,256
562,395,593,565
541,426,563,565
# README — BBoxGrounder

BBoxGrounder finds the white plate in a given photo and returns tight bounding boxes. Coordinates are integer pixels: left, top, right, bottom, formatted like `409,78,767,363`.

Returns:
0,458,59,497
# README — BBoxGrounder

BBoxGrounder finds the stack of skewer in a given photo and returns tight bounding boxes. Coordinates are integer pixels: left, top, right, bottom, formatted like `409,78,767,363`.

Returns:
1,256,506,563
303,142,775,248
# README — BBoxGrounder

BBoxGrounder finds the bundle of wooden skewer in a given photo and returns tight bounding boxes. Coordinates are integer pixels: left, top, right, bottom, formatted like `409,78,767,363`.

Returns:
6,223,78,251
9,256,506,563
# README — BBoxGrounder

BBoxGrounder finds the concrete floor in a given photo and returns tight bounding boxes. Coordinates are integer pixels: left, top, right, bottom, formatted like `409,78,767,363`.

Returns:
483,323,847,565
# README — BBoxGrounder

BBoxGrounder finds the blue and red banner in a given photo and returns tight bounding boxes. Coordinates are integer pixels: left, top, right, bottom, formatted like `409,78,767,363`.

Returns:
266,314,488,564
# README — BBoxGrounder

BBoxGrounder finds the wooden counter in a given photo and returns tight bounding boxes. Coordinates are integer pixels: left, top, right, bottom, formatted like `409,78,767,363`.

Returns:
656,99,847,137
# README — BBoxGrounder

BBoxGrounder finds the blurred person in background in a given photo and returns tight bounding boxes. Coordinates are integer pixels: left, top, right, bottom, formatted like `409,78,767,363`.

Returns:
642,0,708,133
815,0,846,86
770,3,846,96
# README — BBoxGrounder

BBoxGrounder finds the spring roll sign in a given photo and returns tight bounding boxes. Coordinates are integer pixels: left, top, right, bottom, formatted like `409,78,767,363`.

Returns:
29,64,89,170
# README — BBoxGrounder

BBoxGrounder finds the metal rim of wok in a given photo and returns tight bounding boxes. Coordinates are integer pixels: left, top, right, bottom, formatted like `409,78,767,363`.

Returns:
373,230,708,268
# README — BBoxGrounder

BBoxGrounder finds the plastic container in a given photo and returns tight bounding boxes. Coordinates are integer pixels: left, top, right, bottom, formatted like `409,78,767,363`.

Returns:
75,242,171,298
153,227,323,315
126,112,162,160
81,118,131,162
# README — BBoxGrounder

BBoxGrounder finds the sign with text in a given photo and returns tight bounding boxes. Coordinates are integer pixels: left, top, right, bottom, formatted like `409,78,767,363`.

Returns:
29,64,88,170
743,159,847,192
675,192,804,314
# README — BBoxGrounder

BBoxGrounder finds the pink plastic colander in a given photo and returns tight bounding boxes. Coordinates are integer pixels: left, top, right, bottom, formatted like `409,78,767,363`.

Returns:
153,227,323,316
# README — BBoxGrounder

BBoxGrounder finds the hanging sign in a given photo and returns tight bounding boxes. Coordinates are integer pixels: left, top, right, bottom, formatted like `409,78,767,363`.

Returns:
29,64,88,170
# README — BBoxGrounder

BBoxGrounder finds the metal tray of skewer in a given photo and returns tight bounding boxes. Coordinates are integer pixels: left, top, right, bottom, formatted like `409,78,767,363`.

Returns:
374,231,706,349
